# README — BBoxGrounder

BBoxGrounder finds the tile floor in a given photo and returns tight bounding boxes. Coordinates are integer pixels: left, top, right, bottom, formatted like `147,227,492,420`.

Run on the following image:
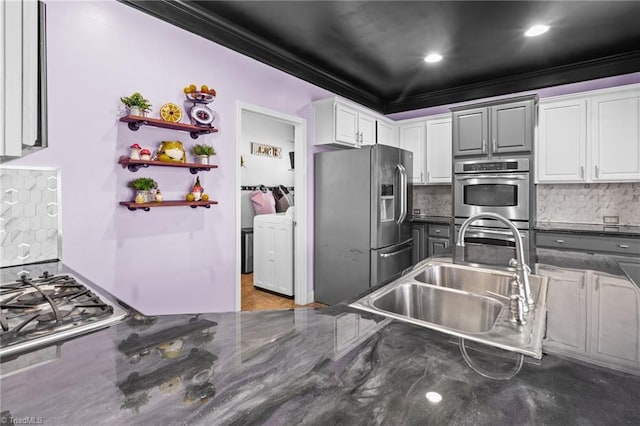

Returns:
241,273,326,311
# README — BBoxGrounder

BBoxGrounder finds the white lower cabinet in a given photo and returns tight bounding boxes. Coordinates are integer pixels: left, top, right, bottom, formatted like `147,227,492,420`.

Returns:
538,265,640,374
590,273,640,369
539,266,588,355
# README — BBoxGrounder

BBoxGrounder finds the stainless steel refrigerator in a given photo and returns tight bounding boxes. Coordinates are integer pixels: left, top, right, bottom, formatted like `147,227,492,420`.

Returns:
314,145,413,305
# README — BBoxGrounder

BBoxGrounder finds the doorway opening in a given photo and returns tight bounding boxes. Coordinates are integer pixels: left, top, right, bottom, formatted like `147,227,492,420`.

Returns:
235,102,316,311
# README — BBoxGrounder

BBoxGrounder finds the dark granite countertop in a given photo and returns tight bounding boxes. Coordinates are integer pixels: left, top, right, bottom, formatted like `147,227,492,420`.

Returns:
2,304,640,424
535,222,640,237
411,215,452,224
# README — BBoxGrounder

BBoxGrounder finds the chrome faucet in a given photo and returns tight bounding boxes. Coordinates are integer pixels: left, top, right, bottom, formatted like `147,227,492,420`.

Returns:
456,212,535,308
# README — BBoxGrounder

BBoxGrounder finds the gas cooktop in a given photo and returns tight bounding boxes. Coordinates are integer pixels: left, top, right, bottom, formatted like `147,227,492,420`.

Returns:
0,268,128,359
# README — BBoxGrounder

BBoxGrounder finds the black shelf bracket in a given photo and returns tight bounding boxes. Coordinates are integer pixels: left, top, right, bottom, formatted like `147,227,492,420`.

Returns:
127,164,149,173
127,121,146,131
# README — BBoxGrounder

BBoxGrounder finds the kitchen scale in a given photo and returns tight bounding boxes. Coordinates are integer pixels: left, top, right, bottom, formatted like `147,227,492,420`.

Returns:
186,92,216,127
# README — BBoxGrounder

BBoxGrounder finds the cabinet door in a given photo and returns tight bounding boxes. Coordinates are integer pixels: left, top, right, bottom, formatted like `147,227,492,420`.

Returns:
452,107,487,156
399,123,425,183
425,117,452,183
428,238,450,257
377,121,398,147
590,274,640,368
537,99,587,183
491,99,533,155
539,267,588,356
334,104,359,146
591,92,640,181
358,113,376,146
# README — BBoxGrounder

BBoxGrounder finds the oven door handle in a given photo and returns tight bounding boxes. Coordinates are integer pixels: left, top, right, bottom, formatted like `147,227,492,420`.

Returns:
461,227,527,238
456,175,526,180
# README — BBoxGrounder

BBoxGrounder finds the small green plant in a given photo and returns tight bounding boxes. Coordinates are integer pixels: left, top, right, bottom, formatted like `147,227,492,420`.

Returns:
128,177,158,191
193,144,215,156
120,92,152,112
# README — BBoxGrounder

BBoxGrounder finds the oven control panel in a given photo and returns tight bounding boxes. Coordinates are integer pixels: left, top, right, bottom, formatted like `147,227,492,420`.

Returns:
454,158,529,174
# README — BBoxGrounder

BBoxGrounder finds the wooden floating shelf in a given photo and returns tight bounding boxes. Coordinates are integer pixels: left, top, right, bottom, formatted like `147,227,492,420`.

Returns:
119,200,218,211
118,156,218,174
119,115,218,139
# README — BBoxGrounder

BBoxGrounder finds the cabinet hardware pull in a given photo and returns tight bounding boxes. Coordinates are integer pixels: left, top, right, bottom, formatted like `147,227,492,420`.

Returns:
427,171,430,181
595,165,599,178
580,166,584,179
555,239,565,244
580,280,585,289
435,229,441,233
420,172,424,182
492,139,497,152
618,244,629,249
482,140,487,153
595,280,599,291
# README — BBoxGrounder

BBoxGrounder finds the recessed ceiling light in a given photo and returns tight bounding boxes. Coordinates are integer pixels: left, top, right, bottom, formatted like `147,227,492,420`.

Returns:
424,53,443,63
425,391,443,403
525,24,550,37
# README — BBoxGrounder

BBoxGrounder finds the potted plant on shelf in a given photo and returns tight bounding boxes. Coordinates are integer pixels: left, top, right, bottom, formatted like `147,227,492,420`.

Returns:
120,92,152,117
128,177,158,203
193,144,215,165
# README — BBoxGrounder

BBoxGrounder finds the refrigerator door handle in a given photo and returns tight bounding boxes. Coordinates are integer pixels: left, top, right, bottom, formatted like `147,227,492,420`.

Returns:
380,244,413,258
396,164,407,224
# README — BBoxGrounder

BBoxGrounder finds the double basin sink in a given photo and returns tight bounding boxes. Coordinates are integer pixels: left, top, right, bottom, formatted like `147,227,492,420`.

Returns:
350,259,549,359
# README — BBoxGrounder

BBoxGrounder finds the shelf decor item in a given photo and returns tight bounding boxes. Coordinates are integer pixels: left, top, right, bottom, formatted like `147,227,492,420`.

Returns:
120,92,152,117
159,103,182,123
130,143,141,160
190,176,204,201
128,177,158,203
193,144,215,164
139,148,152,161
154,141,186,163
183,84,217,127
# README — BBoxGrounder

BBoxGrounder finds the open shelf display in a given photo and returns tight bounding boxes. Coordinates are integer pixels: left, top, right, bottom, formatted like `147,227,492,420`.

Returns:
119,200,218,212
118,156,218,174
119,115,218,139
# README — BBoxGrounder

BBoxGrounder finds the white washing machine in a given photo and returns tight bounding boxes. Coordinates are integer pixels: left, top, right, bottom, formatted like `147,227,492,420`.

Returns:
253,207,295,296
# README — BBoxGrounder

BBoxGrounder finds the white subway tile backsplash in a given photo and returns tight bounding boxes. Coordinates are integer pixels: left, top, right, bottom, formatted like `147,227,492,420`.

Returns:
1,167,61,267
536,183,640,225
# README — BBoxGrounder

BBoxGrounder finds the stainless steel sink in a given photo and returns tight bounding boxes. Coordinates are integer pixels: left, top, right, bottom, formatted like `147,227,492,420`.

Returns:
350,259,549,359
372,283,503,333
413,263,543,303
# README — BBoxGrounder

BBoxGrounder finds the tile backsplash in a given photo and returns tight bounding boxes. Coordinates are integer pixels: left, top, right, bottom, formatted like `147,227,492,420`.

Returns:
412,185,452,217
537,183,640,225
1,167,61,267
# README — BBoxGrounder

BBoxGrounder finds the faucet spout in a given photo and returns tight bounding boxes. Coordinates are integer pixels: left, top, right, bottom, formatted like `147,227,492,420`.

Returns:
456,212,535,307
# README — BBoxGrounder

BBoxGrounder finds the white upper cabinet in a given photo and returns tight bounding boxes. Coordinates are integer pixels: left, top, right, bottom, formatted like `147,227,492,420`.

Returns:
591,90,640,181
377,120,399,148
314,97,378,148
536,85,640,183
537,98,587,182
2,0,44,159
425,116,452,184
399,121,425,183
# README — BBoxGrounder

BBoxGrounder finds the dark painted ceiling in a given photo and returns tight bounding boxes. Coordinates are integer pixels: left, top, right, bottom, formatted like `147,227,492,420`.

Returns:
121,1,640,114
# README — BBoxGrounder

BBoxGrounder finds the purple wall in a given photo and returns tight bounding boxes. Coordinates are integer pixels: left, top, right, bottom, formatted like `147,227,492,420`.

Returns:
387,72,640,121
10,0,331,314
8,1,639,314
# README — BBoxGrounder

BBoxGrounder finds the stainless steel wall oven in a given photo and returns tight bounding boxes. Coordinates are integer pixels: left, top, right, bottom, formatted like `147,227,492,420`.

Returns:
453,158,533,265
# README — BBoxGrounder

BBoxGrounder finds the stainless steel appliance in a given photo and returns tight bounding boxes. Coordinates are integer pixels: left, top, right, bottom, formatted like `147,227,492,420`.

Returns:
314,145,413,305
0,263,128,358
454,158,530,229
453,158,534,265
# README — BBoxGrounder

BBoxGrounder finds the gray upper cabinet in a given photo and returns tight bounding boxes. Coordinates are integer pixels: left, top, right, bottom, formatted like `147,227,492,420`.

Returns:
452,95,536,158
452,107,488,156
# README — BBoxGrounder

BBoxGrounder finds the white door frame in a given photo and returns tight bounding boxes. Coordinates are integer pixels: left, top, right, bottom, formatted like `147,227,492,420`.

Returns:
235,102,310,310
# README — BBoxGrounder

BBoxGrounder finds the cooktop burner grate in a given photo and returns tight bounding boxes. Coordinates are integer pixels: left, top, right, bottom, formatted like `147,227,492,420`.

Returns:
1,270,128,358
